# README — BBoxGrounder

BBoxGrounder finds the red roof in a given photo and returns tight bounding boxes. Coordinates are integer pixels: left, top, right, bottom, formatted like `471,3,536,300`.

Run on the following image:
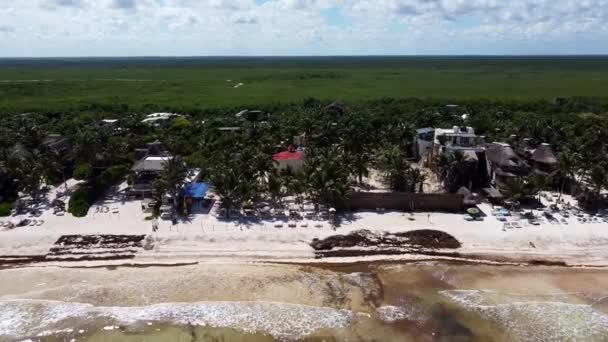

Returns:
273,150,305,161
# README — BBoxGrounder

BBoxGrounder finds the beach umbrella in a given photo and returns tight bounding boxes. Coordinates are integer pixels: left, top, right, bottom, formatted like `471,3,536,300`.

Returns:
467,208,481,216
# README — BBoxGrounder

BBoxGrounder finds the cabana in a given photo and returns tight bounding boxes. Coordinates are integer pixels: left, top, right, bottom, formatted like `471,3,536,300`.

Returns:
181,182,210,214
483,187,504,205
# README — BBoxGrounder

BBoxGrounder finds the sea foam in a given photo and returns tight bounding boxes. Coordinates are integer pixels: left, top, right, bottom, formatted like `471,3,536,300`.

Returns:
441,289,608,341
0,299,353,340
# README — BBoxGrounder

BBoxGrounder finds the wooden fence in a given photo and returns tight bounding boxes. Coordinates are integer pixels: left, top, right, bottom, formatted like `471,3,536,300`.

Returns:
339,191,464,212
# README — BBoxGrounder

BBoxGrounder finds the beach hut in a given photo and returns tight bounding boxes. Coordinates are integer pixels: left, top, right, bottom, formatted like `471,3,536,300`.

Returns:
273,145,306,171
181,182,210,214
486,142,529,188
530,143,558,175
483,187,504,205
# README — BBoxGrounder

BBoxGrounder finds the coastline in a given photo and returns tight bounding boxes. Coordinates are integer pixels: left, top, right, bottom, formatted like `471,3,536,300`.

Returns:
2,259,608,341
2,185,608,269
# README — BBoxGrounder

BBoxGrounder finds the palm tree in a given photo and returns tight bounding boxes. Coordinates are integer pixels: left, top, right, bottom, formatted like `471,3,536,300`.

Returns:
73,128,101,164
350,152,371,184
156,156,188,213
15,150,47,204
502,176,544,203
209,160,257,219
377,145,411,192
340,114,374,184
302,147,351,207
440,150,474,192
266,168,285,206
553,150,580,201
529,174,551,201
502,178,527,203
588,165,607,195
407,168,427,193
436,153,451,183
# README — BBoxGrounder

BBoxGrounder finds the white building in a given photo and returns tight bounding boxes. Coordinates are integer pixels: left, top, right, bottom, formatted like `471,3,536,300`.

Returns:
141,113,181,127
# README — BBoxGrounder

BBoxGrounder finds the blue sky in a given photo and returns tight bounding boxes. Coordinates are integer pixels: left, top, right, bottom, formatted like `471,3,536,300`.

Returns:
0,0,607,57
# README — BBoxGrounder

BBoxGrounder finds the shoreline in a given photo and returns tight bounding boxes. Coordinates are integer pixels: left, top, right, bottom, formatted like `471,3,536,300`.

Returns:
3,192,608,270
4,249,608,271
2,257,608,341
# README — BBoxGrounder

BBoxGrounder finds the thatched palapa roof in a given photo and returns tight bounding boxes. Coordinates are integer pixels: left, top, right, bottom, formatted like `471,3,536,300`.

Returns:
486,142,522,168
531,143,557,165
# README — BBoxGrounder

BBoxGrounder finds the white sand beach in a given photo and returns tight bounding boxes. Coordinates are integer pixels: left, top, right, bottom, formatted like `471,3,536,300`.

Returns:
2,181,608,267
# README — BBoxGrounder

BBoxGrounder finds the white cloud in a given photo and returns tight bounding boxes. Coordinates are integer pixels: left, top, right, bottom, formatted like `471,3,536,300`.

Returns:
0,0,607,56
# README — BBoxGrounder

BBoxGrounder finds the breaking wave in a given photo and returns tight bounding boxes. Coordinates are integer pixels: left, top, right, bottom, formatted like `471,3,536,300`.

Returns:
441,290,608,341
377,305,427,325
0,299,353,340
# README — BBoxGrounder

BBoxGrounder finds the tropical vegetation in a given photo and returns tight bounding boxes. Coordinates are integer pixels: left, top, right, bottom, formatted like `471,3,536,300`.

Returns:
1,91,608,217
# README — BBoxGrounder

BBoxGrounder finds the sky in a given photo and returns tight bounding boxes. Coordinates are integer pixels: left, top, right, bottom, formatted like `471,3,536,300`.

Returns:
0,0,607,57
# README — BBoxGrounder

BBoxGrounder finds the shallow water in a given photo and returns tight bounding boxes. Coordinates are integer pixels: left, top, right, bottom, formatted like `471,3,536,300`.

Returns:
2,262,608,342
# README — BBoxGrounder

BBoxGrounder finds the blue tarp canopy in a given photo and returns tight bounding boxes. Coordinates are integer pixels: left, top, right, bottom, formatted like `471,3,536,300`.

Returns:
182,182,209,199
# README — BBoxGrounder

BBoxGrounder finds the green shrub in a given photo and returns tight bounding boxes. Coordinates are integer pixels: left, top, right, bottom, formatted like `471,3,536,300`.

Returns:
68,164,129,217
74,163,93,180
0,202,12,217
100,165,128,186
68,188,92,217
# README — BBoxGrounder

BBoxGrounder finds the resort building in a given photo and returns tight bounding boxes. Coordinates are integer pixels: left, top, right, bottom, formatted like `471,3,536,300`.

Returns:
141,113,181,127
235,109,267,122
129,142,170,196
97,119,120,133
432,127,488,188
486,142,529,189
528,143,558,176
273,145,306,171
433,126,486,156
129,141,202,200
413,127,435,162
130,156,170,195
43,134,72,156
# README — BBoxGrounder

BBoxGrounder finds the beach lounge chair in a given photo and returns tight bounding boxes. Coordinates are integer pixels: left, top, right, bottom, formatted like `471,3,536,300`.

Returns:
300,222,308,228
304,211,316,220
29,220,37,226
315,223,323,228
260,211,272,220
273,209,287,219
288,221,297,228
318,211,330,220
274,222,284,228
112,207,119,214
36,220,44,226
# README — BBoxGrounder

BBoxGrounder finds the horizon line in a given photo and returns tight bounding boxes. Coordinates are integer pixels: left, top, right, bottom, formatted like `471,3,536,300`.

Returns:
2,54,608,60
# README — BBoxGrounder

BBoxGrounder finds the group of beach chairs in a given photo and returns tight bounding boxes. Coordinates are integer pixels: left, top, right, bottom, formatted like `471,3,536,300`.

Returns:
214,202,334,230
218,202,331,222
499,207,608,232
0,218,45,230
94,206,120,214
